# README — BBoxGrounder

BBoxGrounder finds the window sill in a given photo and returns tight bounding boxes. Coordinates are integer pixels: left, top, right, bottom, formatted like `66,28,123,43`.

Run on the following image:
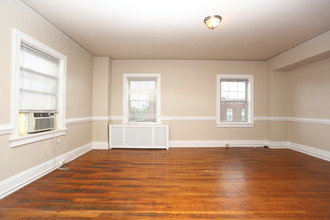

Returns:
10,128,67,148
217,123,255,128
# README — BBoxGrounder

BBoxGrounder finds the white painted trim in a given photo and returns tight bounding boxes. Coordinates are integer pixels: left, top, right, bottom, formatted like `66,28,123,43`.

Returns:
267,141,290,149
92,142,109,149
92,116,110,122
0,143,92,199
289,142,330,161
9,116,328,129
63,116,330,125
254,116,289,121
0,124,13,135
289,117,330,125
217,123,255,128
170,140,268,148
110,115,123,121
9,129,67,148
66,117,93,125
162,116,216,121
255,116,330,125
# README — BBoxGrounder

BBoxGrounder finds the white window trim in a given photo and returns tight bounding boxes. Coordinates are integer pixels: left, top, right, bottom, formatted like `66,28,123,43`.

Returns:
10,29,67,147
216,74,254,127
123,73,161,124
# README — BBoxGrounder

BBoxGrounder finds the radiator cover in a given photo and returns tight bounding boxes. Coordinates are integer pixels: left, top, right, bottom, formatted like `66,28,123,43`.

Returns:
109,124,169,149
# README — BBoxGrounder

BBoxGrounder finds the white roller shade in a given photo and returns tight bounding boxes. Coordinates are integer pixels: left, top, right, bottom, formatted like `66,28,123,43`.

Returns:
19,43,59,111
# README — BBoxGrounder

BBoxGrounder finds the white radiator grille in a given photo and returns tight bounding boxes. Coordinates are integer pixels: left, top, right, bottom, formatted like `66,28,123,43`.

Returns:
109,124,169,149
111,127,124,146
154,127,167,147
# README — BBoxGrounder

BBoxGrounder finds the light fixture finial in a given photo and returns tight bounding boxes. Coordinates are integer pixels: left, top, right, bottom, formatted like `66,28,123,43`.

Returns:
204,15,222,30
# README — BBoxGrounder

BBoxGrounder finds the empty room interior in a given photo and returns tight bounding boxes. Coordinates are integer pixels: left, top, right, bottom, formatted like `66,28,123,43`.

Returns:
0,0,330,219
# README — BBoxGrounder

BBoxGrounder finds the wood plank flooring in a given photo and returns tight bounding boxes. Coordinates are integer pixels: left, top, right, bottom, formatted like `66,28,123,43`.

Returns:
0,147,330,219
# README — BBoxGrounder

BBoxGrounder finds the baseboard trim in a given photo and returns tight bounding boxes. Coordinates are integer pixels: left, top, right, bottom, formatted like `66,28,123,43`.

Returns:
289,142,330,161
170,140,268,148
0,143,93,199
92,142,109,149
267,141,290,149
170,140,329,161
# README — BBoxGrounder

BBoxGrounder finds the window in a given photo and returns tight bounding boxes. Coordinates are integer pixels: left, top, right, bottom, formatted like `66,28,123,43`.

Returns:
18,44,59,135
123,74,161,123
216,74,254,127
11,29,67,147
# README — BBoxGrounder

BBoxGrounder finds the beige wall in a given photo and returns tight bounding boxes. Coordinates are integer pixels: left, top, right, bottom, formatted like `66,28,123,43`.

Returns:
287,58,330,151
92,57,111,142
267,31,330,151
288,58,330,119
111,60,268,141
0,0,93,180
266,68,289,142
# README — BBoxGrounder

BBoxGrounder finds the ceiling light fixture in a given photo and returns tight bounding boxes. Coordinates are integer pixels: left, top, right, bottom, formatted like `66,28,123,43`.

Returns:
204,15,222,30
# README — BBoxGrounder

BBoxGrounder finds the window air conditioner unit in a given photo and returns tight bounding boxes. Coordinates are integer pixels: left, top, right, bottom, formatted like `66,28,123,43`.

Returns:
27,112,55,133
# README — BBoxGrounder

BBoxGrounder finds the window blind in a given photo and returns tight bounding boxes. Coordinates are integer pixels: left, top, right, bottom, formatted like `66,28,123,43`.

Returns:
19,43,59,111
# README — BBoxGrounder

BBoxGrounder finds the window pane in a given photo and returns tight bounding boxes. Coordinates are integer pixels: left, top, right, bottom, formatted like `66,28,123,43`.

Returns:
130,81,139,90
226,109,233,122
228,82,237,92
221,80,247,101
147,81,156,90
237,82,246,92
228,92,238,100
221,81,228,91
220,101,248,122
237,92,245,100
221,91,229,100
241,109,246,122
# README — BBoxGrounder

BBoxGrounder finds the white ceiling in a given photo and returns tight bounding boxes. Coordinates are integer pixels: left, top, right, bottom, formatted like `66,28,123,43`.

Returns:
21,0,330,60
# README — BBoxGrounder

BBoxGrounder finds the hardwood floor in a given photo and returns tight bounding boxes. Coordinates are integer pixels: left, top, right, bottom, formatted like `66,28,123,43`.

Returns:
0,148,330,219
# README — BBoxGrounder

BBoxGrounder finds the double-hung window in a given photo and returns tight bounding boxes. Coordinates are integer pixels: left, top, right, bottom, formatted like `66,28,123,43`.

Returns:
123,74,161,123
11,29,67,147
216,74,254,127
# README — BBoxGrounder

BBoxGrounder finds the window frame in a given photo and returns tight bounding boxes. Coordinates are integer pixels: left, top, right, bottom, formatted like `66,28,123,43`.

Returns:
123,73,161,124
10,29,67,147
216,74,254,127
